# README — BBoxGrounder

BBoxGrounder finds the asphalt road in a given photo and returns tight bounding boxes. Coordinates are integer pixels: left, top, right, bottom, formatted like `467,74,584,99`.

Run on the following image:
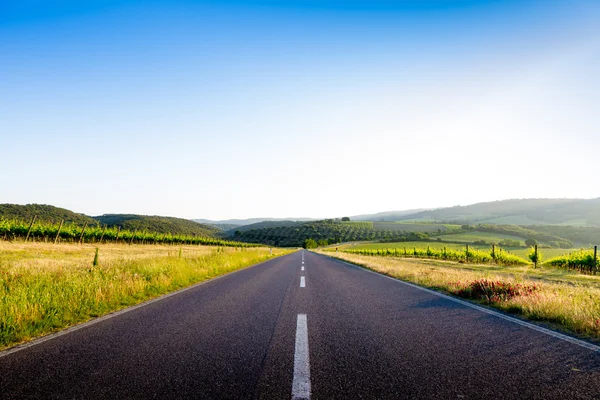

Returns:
2,251,600,399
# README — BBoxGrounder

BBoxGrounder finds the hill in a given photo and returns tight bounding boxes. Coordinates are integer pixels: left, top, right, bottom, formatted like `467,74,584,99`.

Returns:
396,198,600,227
0,204,97,225
350,209,431,222
225,220,302,236
94,214,220,237
193,217,317,226
232,220,432,247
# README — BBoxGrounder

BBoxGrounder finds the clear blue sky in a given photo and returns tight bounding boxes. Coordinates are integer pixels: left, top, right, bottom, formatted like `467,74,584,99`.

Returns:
2,1,599,219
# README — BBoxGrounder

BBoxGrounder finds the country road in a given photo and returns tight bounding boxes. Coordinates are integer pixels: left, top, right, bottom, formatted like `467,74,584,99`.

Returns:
1,251,600,399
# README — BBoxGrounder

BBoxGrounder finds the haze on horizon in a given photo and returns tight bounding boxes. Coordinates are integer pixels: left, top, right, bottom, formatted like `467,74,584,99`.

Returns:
2,0,599,220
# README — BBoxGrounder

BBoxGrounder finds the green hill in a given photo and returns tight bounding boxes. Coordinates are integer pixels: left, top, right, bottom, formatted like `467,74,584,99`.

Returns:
0,204,97,225
93,214,220,237
398,198,600,227
225,220,302,235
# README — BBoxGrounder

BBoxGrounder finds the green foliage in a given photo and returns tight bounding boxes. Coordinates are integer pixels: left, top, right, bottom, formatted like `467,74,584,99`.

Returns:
528,246,541,265
303,238,318,249
94,214,220,237
546,249,598,274
0,217,257,248
0,204,97,226
525,238,537,247
232,219,431,247
92,248,99,267
341,217,350,221
343,245,529,266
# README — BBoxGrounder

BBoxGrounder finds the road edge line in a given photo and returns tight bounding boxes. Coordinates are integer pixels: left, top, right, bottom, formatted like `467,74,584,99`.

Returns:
315,252,600,353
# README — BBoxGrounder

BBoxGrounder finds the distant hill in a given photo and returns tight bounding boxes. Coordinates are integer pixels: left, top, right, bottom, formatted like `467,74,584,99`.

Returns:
395,198,600,227
94,214,220,237
224,220,302,236
350,209,431,222
193,217,317,226
0,204,220,237
0,204,97,225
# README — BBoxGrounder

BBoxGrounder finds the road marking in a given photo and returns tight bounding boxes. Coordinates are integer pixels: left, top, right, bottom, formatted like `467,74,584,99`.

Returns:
300,276,306,287
324,255,600,353
292,314,311,400
301,266,305,271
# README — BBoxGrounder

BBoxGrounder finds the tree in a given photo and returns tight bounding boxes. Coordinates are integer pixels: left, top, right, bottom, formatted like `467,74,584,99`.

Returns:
525,238,537,247
341,217,350,221
303,238,318,249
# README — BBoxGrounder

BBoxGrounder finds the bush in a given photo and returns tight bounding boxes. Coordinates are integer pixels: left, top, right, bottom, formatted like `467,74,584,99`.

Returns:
454,279,539,304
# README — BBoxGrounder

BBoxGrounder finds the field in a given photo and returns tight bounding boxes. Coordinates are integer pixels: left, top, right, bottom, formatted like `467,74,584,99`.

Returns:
318,251,600,341
336,241,574,260
372,222,459,232
0,242,291,349
435,231,526,244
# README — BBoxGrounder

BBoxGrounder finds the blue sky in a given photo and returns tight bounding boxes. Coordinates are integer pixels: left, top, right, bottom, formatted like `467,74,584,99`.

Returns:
2,1,599,219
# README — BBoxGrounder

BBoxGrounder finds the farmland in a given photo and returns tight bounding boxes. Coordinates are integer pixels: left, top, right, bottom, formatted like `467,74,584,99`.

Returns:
0,242,290,349
336,241,578,261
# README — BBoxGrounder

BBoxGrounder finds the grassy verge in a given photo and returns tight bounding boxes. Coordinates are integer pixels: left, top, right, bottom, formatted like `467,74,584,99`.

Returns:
317,251,600,342
0,242,292,350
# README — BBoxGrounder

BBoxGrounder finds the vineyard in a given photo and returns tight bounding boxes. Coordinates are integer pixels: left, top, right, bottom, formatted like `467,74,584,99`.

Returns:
231,219,433,247
0,218,257,247
546,247,599,274
342,245,529,267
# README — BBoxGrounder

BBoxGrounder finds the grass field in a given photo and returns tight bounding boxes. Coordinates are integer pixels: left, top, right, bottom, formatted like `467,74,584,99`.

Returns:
335,241,573,261
435,231,525,244
372,222,459,232
318,251,600,341
0,242,291,350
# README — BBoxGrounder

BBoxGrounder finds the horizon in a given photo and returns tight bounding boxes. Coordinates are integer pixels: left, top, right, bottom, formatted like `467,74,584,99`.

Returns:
3,195,599,221
2,1,599,219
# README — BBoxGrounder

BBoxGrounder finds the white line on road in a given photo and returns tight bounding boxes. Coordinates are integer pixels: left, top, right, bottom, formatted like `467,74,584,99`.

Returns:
301,266,305,271
300,276,306,287
292,314,311,400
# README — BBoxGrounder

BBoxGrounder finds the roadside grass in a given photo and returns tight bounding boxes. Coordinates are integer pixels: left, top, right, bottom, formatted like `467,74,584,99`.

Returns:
317,251,600,341
0,242,291,350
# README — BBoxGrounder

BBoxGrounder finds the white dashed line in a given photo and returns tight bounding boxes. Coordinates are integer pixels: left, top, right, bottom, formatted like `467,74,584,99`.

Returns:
292,314,311,400
300,276,306,287
301,266,305,271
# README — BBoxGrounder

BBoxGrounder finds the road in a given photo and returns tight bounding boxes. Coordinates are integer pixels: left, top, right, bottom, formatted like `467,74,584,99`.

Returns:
1,251,600,399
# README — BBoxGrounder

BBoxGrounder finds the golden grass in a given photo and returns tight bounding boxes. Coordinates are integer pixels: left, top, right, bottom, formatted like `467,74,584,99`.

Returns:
319,251,600,341
0,242,292,349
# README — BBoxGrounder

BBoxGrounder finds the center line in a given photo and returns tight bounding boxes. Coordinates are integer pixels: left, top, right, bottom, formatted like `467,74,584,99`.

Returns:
292,314,311,400
301,266,305,271
300,276,306,287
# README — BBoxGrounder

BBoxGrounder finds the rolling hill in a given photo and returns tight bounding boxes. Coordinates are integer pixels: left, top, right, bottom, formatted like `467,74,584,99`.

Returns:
0,204,97,225
396,198,600,227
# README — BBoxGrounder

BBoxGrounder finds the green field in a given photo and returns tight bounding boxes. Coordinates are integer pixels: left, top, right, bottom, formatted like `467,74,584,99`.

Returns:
0,242,291,349
372,222,459,232
436,231,526,244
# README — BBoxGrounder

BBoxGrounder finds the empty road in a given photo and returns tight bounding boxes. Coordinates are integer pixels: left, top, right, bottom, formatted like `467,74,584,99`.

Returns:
1,251,600,399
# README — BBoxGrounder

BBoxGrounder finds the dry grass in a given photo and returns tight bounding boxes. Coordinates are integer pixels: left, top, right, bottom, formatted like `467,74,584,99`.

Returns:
320,251,600,341
0,242,291,349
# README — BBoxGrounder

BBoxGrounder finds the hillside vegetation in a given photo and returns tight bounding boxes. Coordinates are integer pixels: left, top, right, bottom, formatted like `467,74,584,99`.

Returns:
0,204,97,225
94,214,220,237
396,198,600,227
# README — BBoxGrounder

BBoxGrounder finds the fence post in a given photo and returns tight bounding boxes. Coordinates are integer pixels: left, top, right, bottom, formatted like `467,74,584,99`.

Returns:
130,230,136,245
466,244,469,263
115,227,120,243
78,222,88,245
491,244,495,261
594,245,598,275
534,244,538,268
54,219,64,244
24,215,37,242
99,225,107,243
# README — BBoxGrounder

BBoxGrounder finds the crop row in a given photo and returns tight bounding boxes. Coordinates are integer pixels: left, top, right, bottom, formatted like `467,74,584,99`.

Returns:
0,218,257,247
343,245,529,267
546,248,599,274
